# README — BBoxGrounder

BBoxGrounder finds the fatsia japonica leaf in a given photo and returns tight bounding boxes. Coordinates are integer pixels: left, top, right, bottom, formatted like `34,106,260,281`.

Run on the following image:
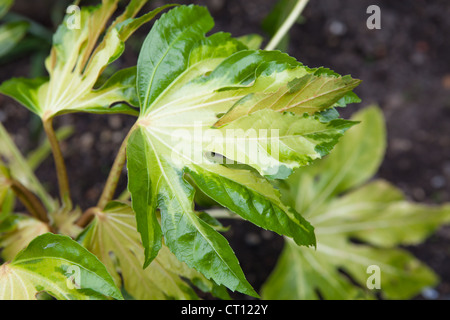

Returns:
0,0,170,120
261,106,450,300
0,214,50,261
0,233,122,300
78,201,229,300
127,4,361,297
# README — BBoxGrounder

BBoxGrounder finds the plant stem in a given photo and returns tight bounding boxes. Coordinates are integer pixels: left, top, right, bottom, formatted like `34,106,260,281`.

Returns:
10,179,49,223
97,125,136,210
76,206,100,228
264,0,309,51
77,124,137,228
43,118,71,206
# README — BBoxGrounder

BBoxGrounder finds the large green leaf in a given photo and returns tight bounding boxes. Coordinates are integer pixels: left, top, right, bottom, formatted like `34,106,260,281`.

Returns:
261,106,450,300
79,201,228,300
128,4,361,297
0,233,122,300
0,1,168,119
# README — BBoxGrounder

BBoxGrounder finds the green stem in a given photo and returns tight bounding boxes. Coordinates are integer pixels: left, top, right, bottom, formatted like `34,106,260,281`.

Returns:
43,118,71,206
264,0,309,51
97,125,137,210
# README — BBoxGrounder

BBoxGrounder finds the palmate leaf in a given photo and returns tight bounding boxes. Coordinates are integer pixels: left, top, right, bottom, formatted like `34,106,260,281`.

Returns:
78,201,229,300
0,1,172,120
261,106,450,300
127,5,361,297
0,233,122,300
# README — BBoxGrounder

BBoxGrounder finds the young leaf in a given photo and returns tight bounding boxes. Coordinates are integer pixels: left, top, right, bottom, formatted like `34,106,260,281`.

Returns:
0,233,122,300
79,201,228,300
0,1,168,120
262,106,450,300
128,4,361,296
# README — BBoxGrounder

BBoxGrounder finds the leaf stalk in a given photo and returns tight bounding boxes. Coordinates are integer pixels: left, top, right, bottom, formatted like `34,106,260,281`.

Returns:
97,124,137,210
264,0,309,51
43,117,72,207
10,179,49,223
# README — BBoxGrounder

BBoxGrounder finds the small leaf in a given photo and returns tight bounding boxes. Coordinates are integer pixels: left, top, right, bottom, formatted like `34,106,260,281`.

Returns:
0,233,122,300
0,1,167,119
